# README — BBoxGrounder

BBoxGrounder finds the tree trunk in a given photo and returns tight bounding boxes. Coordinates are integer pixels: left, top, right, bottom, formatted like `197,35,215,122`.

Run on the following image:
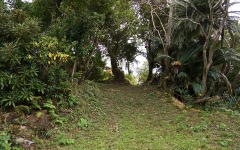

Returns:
79,37,99,82
164,2,173,75
228,27,235,49
71,59,77,82
221,28,235,75
146,61,155,82
162,3,173,88
202,43,211,85
202,0,230,86
110,55,125,82
231,71,240,88
220,73,232,95
126,61,131,75
193,95,220,104
145,38,155,82
221,61,231,75
221,27,225,48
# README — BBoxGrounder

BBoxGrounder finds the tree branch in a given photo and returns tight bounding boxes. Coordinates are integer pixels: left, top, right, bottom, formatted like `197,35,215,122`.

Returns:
193,95,220,104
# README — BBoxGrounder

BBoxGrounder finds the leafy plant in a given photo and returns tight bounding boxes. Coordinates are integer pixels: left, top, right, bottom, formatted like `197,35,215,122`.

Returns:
0,132,11,150
14,105,30,116
58,94,79,108
125,74,137,85
189,79,205,96
219,139,232,147
192,121,208,132
217,123,227,131
54,131,75,146
221,95,240,111
174,87,193,103
43,99,58,119
0,8,45,109
77,118,89,129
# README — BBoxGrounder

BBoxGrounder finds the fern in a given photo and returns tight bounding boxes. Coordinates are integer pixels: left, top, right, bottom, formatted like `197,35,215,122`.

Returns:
43,99,56,109
43,99,58,119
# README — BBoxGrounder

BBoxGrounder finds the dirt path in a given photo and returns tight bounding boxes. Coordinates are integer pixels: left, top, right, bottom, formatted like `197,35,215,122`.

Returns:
100,84,165,123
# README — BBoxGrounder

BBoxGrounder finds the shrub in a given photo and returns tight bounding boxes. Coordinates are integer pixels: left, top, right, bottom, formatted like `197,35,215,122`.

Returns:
125,74,137,85
0,7,74,115
0,8,43,108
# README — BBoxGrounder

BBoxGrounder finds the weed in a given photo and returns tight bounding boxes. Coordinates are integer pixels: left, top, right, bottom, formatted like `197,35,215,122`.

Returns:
148,92,155,96
67,94,79,107
43,99,58,119
192,121,208,132
54,131,75,146
14,105,30,116
52,119,64,126
217,123,227,131
176,123,187,131
221,132,232,137
201,137,208,143
77,118,90,129
0,132,11,150
219,139,232,147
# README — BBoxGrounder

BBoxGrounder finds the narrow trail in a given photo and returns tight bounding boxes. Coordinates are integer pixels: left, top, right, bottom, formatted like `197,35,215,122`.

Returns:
100,84,172,121
86,84,191,149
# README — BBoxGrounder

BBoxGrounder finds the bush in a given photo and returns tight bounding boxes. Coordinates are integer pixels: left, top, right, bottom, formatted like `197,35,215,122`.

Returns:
222,95,240,111
0,8,43,108
125,74,137,85
0,7,74,113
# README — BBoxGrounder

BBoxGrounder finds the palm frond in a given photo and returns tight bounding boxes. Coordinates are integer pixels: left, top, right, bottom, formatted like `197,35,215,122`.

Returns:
177,72,188,79
190,80,205,95
212,49,226,66
212,48,240,66
207,70,220,81
177,44,203,65
155,54,174,62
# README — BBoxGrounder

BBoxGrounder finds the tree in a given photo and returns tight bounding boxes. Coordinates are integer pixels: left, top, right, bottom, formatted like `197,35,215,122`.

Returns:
28,0,62,30
201,0,230,86
137,0,240,99
171,0,237,95
133,0,167,83
134,0,174,86
45,0,112,82
101,0,140,82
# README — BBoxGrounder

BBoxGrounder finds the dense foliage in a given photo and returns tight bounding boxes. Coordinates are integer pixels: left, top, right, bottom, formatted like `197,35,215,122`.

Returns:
0,3,73,113
1,0,240,112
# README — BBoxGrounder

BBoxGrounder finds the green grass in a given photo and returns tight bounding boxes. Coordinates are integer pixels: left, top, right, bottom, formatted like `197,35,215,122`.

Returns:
36,83,240,150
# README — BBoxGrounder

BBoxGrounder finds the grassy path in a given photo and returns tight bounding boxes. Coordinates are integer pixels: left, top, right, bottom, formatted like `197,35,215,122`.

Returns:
40,84,240,149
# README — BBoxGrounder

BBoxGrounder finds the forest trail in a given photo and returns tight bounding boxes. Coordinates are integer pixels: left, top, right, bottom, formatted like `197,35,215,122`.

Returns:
61,83,240,150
